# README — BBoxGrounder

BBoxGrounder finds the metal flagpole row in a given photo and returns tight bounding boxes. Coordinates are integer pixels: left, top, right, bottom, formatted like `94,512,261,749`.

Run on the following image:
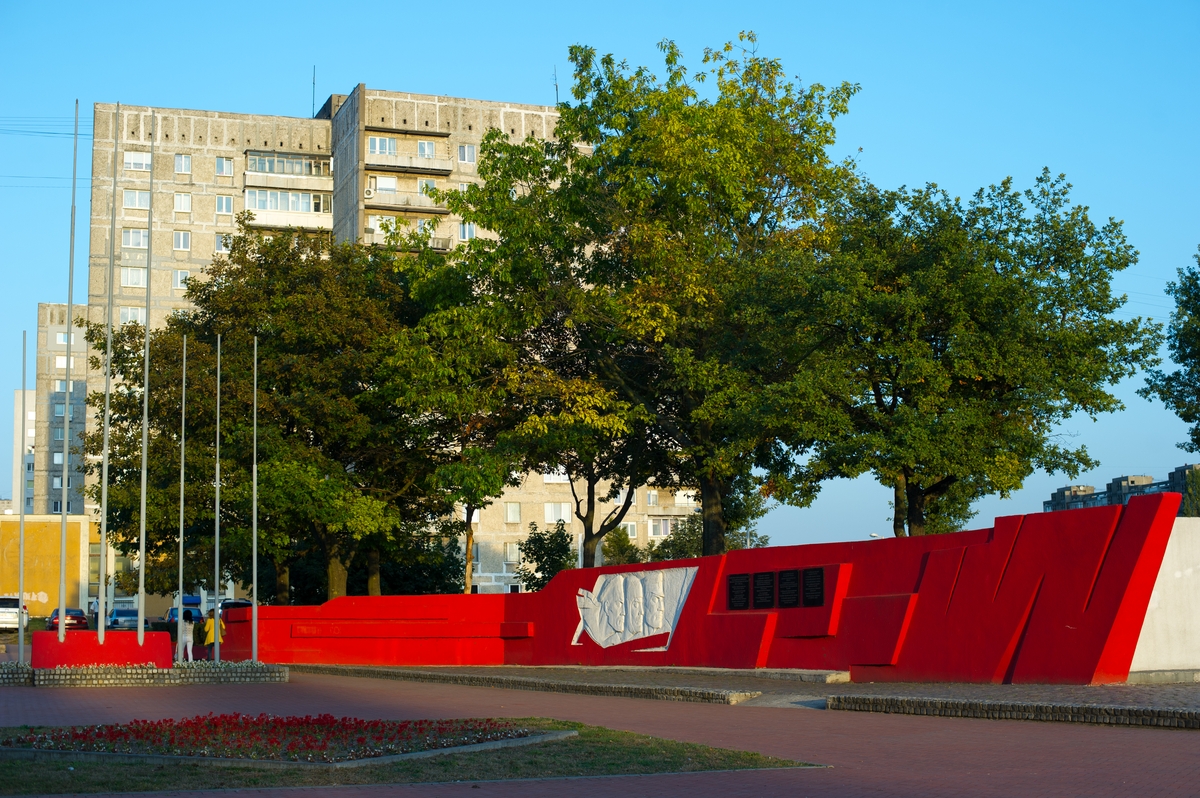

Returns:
136,111,156,646
98,101,120,646
213,334,221,663
58,100,79,644
176,337,187,662
18,332,27,663
252,336,258,662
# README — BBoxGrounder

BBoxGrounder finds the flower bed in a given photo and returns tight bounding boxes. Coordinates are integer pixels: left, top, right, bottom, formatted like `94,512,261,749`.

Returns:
1,714,531,763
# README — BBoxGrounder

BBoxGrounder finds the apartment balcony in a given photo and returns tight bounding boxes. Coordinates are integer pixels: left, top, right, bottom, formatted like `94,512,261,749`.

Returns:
244,209,333,231
364,192,450,215
362,231,451,251
364,153,454,176
243,172,335,191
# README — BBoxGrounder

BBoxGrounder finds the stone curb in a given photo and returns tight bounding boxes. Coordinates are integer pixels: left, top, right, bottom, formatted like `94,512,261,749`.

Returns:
290,664,762,704
437,665,851,684
4,665,290,688
0,730,577,770
826,694,1200,729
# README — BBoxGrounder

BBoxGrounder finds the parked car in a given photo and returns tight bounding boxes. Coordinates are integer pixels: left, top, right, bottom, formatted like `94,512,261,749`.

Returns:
46,608,89,632
105,608,149,631
0,596,29,631
218,599,252,618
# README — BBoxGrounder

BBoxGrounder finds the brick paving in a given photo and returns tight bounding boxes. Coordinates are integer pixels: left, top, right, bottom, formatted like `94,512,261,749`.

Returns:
4,671,1199,797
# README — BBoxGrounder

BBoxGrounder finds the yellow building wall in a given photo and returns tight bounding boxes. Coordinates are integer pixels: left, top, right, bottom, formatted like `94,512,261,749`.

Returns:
0,515,94,615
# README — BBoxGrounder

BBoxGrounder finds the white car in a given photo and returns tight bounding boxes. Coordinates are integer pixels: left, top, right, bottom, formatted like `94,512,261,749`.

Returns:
0,596,28,631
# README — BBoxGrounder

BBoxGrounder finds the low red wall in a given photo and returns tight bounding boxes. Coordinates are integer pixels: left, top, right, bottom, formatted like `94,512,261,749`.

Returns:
223,493,1181,684
31,631,173,669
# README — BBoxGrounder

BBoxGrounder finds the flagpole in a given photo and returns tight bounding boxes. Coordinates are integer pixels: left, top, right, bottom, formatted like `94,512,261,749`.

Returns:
252,335,258,662
136,110,156,646
58,99,79,644
98,101,120,645
18,331,27,663
213,333,221,663
176,336,186,662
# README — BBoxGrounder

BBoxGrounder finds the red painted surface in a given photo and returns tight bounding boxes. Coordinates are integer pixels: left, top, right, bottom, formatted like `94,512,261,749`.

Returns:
222,494,1181,684
30,631,173,669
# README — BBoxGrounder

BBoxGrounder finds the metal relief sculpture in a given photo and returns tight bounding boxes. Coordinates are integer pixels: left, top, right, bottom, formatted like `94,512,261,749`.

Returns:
573,566,698,650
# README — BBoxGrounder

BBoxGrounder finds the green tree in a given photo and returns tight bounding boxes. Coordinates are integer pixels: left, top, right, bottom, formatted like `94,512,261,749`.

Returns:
514,521,575,591
805,176,1163,535
444,34,859,557
1141,248,1200,458
84,220,465,601
600,527,648,565
647,513,770,561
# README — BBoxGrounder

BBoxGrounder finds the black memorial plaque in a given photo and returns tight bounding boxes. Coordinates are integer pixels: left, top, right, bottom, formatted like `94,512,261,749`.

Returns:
801,567,825,608
753,572,776,610
777,569,800,609
727,573,751,610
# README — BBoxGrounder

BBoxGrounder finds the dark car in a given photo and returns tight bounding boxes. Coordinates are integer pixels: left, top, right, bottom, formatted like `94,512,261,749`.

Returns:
46,608,89,632
106,608,148,631
218,599,253,618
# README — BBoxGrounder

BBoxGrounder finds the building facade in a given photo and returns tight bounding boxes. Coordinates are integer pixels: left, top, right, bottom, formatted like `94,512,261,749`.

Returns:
11,389,34,513
1044,464,1200,514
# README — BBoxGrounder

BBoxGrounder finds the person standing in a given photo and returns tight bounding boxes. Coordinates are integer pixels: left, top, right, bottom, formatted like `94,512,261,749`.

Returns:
202,609,224,660
89,597,99,630
180,609,195,662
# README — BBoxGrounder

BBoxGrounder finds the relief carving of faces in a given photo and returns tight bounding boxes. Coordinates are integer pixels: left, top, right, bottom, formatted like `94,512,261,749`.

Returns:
625,576,645,637
600,574,625,634
645,570,666,629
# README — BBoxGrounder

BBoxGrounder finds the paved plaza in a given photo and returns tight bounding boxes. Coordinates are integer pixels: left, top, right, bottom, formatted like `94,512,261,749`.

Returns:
3,671,1199,797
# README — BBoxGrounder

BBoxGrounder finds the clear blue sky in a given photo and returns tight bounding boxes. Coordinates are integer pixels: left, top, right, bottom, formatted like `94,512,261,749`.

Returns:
1,0,1196,545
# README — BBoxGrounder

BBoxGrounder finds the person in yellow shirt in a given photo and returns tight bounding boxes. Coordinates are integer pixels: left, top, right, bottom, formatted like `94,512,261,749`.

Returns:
203,609,225,660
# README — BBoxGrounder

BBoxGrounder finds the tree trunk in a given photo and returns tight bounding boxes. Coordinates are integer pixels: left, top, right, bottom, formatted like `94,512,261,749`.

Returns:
892,476,908,537
327,554,349,600
274,562,290,605
581,532,601,568
366,549,381,596
699,471,727,556
574,469,600,568
904,474,926,537
463,504,476,594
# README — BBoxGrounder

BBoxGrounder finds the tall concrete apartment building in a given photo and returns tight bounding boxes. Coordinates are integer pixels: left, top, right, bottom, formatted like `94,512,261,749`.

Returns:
27,85,698,596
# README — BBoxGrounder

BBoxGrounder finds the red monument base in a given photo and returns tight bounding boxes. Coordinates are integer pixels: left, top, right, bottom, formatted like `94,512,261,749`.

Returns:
31,631,173,669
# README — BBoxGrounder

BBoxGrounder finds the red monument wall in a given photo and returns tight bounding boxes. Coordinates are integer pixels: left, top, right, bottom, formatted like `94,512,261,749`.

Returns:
221,493,1179,684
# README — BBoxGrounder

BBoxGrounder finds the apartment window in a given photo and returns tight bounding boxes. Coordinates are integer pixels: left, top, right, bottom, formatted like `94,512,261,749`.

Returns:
215,195,233,215
174,193,191,212
173,231,191,251
544,502,570,524
53,452,64,465
509,584,521,593
120,306,146,325
120,266,147,287
613,488,633,506
54,356,75,369
246,151,329,175
459,182,469,192
416,218,432,234
174,154,191,174
650,518,674,538
417,140,436,159
675,490,698,506
122,229,149,249
543,467,569,484
52,476,73,489
215,233,230,254
123,190,150,209
215,157,233,176
619,521,637,539
244,189,329,213
55,333,77,345
504,542,520,563
24,497,31,508
374,176,397,194
53,427,64,441
462,506,480,523
646,490,659,506
25,462,33,472
459,222,476,241
417,178,436,195
173,270,190,289
53,381,65,392
52,500,62,513
368,136,397,156
505,502,521,523
471,543,480,572
124,151,151,171
458,144,476,163
54,403,65,417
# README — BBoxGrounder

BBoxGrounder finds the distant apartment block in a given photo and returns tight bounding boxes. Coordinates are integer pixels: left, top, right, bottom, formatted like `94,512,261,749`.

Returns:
1044,464,1200,514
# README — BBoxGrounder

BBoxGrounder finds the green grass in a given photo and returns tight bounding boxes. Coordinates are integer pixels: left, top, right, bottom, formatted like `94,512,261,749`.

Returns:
0,718,808,794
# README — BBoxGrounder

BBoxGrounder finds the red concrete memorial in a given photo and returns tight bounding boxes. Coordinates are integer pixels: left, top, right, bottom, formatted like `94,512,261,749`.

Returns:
30,630,173,669
223,494,1180,684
